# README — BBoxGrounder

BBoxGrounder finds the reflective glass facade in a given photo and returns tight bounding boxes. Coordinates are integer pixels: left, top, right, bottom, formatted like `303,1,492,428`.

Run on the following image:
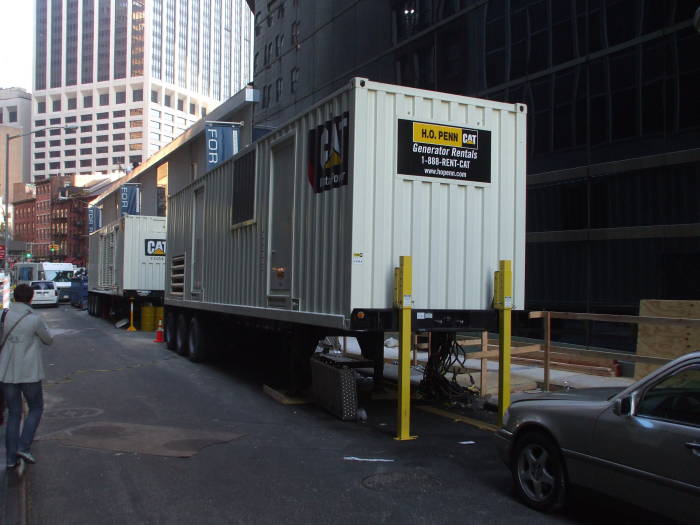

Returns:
81,0,95,83
66,0,79,86
131,0,145,76
114,0,129,79
50,0,63,88
35,0,48,90
97,0,111,81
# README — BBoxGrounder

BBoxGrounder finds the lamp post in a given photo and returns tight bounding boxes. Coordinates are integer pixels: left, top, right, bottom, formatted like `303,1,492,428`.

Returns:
4,125,77,275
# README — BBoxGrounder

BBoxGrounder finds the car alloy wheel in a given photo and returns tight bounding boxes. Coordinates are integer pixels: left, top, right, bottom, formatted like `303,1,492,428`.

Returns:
512,431,566,511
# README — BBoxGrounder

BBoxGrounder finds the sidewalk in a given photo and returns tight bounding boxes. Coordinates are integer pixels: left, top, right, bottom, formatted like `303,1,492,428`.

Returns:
339,337,635,394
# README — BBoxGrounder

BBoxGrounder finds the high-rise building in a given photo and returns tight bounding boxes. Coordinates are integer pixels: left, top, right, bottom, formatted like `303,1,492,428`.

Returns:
32,0,254,180
252,0,700,350
0,88,33,202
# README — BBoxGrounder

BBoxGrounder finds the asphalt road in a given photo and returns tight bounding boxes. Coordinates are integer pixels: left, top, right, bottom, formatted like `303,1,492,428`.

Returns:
1,305,672,524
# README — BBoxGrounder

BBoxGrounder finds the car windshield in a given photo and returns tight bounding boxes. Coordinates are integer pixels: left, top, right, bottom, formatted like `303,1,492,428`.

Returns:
45,270,74,282
31,282,55,290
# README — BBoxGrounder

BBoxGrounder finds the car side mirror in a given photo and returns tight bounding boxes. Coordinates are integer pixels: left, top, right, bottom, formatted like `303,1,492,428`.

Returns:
613,396,632,416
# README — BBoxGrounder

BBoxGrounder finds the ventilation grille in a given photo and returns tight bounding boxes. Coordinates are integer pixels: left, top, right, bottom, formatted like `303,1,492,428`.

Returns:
170,255,185,296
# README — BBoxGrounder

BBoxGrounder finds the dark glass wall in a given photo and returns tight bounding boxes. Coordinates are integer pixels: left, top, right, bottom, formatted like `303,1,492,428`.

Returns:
35,0,48,90
190,0,200,91
97,0,112,82
165,0,176,84
66,0,79,86
178,0,189,88
50,0,63,88
114,0,129,79
151,0,163,79
82,0,95,83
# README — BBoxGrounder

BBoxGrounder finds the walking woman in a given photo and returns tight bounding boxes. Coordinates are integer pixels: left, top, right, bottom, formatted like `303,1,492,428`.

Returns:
0,284,53,468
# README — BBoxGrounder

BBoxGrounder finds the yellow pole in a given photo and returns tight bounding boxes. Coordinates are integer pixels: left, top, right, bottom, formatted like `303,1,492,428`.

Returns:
127,298,137,332
494,260,513,427
395,255,416,441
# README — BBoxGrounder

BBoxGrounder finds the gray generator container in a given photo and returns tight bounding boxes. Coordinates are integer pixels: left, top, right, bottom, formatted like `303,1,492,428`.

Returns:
88,215,167,297
165,78,526,329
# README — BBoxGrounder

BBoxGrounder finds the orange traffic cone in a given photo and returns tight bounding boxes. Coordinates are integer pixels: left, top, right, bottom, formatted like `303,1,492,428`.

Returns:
153,319,165,343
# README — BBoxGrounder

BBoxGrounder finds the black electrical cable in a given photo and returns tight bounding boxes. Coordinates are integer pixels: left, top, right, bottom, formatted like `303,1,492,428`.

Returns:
419,336,479,401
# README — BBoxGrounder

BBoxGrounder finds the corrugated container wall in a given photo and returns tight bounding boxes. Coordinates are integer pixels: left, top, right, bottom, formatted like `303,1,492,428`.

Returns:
166,79,526,329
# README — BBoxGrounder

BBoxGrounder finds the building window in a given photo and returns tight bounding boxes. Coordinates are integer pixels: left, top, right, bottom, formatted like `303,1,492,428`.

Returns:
96,157,108,166
129,155,142,165
34,163,45,171
35,152,46,159
81,125,92,132
113,156,125,164
113,133,125,140
114,121,126,129
37,101,46,113
35,119,46,127
80,148,92,154
65,138,76,145
50,140,61,147
113,110,126,118
81,114,93,121
130,120,142,128
80,159,91,167
99,93,109,106
80,136,92,144
50,118,61,125
291,21,301,47
68,97,77,110
189,103,195,115
97,135,108,142
132,89,143,102
113,144,125,152
164,94,171,107
130,108,143,116
115,91,126,103
49,162,60,169
97,112,108,119
276,78,283,101
275,34,284,56
34,141,45,148
65,116,76,123
65,160,76,168
291,68,299,93
49,150,60,158
130,131,143,139
129,143,141,151
96,123,109,131
84,95,93,107
96,146,108,153
53,100,61,111
177,99,184,112
65,149,76,156
50,129,61,136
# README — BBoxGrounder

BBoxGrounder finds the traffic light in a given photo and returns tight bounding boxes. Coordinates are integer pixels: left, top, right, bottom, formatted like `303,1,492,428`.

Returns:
25,252,31,259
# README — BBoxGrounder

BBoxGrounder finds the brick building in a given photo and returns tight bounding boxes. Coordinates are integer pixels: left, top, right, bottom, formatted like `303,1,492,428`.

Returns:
35,176,74,259
12,183,36,256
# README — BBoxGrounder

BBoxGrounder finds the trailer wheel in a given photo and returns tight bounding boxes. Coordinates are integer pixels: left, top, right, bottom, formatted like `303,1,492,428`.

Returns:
165,310,177,351
187,316,208,363
175,313,190,356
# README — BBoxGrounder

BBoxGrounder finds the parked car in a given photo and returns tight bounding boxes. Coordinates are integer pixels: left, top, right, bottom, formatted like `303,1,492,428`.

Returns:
496,351,700,523
29,281,59,307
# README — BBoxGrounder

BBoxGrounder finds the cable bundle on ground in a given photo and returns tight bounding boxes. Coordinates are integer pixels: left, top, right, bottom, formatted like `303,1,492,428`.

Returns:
419,336,479,401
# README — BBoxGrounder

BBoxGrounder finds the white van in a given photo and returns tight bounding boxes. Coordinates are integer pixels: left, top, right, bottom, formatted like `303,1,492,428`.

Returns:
15,262,75,301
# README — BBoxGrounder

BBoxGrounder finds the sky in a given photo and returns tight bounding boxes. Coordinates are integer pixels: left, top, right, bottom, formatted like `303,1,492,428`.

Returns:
0,0,34,91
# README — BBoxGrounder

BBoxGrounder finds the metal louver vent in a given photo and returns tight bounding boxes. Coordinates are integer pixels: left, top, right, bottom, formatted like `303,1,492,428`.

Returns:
170,255,185,296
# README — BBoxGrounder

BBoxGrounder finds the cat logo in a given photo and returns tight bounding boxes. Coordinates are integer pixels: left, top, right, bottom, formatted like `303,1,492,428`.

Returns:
145,239,167,256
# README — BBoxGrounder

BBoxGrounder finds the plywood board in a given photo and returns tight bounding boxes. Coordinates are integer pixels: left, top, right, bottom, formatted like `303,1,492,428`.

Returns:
635,300,700,379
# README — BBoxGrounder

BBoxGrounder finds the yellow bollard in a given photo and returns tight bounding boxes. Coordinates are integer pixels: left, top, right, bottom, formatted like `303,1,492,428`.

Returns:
494,260,513,427
394,255,417,441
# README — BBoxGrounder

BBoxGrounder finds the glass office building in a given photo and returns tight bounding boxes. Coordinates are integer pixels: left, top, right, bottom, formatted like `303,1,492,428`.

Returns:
33,0,253,179
254,0,700,349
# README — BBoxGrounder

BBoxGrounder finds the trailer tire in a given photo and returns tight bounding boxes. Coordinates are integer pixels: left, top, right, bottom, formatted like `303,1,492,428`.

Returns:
175,313,190,356
165,311,177,351
187,316,208,363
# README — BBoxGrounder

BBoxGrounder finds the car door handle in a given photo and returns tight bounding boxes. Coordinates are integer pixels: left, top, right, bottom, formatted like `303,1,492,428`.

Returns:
686,442,700,456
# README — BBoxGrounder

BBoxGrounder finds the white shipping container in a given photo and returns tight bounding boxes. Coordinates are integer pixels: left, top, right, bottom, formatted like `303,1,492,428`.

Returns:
89,215,167,296
166,79,526,330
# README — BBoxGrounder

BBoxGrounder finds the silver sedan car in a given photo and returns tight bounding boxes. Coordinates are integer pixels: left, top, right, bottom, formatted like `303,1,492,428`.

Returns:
496,351,700,523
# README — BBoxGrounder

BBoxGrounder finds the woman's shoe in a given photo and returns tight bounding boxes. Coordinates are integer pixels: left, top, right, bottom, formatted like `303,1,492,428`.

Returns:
16,451,36,464
6,462,17,469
